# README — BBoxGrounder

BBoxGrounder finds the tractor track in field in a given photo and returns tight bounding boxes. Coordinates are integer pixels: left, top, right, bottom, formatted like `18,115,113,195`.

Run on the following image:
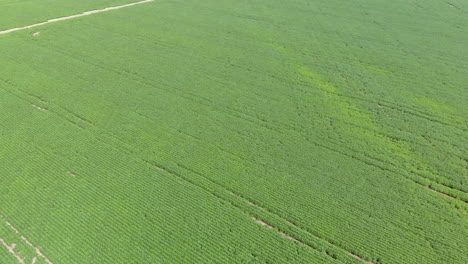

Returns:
0,0,155,36
0,216,53,264
148,160,380,264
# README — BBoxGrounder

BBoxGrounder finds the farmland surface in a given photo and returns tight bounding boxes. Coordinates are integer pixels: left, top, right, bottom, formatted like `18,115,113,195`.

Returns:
0,0,467,263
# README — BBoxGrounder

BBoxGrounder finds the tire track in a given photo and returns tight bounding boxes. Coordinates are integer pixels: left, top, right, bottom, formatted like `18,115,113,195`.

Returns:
166,162,379,264
0,0,156,36
0,216,53,264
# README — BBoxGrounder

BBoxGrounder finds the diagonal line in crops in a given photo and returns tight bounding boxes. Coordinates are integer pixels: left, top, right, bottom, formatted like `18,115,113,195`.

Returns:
178,163,382,264
249,217,377,264
144,159,379,264
426,185,460,200
0,238,25,264
0,216,53,264
0,79,87,129
0,85,382,263
148,161,347,263
0,0,155,35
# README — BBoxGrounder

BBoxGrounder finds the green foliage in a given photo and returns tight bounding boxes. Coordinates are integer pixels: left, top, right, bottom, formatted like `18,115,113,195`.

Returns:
0,0,466,263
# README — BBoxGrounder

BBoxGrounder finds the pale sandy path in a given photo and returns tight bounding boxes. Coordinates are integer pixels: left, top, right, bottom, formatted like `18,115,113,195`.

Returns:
0,0,155,35
1,216,53,264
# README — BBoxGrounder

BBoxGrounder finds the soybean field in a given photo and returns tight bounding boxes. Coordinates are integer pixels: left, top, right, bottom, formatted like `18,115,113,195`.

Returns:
0,0,467,263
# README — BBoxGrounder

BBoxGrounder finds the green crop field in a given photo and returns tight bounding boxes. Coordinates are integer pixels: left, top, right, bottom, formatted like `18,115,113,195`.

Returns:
0,0,467,263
